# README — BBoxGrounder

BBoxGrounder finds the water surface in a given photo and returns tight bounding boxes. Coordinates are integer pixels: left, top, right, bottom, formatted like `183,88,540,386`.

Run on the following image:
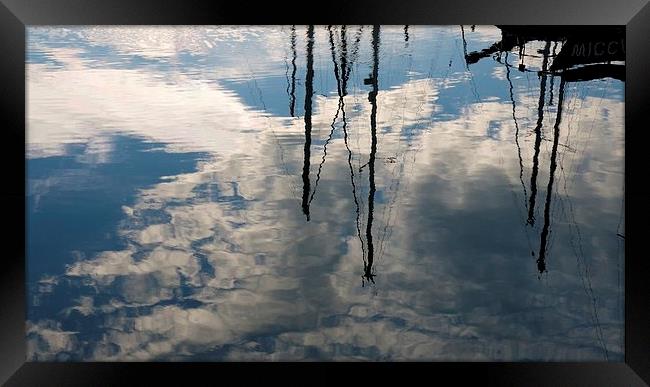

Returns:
27,25,624,361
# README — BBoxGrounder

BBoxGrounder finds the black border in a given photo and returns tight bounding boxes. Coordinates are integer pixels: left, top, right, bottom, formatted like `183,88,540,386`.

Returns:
1,0,648,385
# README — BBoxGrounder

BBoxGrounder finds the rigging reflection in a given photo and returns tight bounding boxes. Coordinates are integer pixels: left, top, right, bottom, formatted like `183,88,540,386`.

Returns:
466,25,624,274
25,25,625,361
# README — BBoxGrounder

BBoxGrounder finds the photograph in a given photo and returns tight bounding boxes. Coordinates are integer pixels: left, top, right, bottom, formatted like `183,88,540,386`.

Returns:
25,25,626,362
2,0,649,384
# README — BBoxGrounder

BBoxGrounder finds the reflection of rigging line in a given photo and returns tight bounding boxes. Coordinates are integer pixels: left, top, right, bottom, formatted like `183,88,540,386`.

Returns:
307,26,344,206
377,131,423,264
458,25,481,106
527,41,551,226
568,80,609,190
347,27,364,76
243,57,299,200
505,52,528,208
342,27,364,95
328,26,343,95
375,34,425,279
352,82,366,214
557,154,611,361
376,42,419,263
376,106,410,259
556,166,610,360
328,25,365,259
501,52,535,256
349,63,365,201
576,80,617,358
308,95,341,205
340,25,364,173
615,186,624,353
553,81,610,360
379,34,451,257
464,53,481,105
343,96,366,262
284,36,290,105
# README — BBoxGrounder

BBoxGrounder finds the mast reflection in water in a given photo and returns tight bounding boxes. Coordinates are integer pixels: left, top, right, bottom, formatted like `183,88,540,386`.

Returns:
26,25,624,361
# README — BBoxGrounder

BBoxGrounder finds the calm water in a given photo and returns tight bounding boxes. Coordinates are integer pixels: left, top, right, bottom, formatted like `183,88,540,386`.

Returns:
26,26,625,361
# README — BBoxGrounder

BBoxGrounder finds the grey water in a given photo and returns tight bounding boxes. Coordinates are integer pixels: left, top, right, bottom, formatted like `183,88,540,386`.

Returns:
26,25,625,361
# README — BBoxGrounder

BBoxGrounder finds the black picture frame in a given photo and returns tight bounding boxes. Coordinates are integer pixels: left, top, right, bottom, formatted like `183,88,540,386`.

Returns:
1,0,648,385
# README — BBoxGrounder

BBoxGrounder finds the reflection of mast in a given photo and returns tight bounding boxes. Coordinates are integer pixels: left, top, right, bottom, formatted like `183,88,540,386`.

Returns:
527,41,551,226
340,26,348,95
537,78,566,273
404,25,409,47
363,25,380,285
548,42,558,106
289,25,297,117
460,25,469,69
301,25,315,221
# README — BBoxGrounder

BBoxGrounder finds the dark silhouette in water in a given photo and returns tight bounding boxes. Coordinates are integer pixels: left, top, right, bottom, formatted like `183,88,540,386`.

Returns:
301,25,315,221
537,78,566,274
288,25,297,117
527,41,551,226
363,25,380,285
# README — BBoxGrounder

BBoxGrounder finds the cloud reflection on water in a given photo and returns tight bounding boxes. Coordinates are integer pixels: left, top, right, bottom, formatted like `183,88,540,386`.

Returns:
27,26,624,361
